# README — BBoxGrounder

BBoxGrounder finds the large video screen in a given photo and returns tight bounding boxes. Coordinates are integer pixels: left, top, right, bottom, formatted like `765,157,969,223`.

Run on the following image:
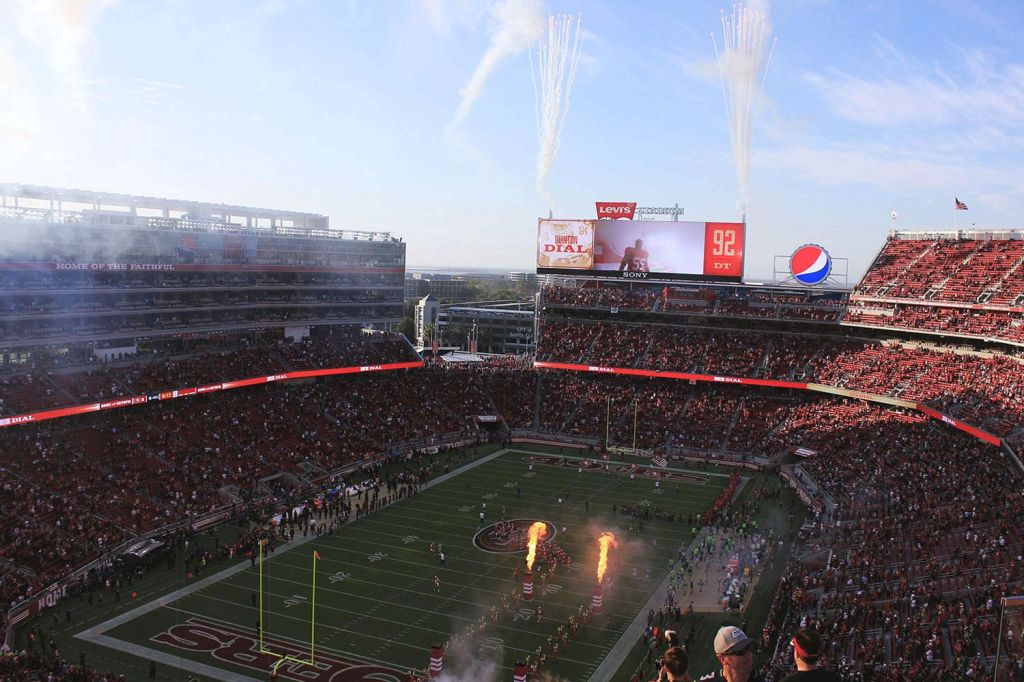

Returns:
537,219,744,281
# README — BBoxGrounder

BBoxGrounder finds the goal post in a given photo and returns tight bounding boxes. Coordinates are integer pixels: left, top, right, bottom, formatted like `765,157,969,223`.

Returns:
258,542,320,671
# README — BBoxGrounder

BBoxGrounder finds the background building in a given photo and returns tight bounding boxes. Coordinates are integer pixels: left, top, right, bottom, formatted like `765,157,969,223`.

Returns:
0,184,405,366
413,294,441,347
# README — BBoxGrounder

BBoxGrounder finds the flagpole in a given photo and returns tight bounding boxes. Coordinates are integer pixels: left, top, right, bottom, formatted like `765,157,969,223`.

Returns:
954,195,958,231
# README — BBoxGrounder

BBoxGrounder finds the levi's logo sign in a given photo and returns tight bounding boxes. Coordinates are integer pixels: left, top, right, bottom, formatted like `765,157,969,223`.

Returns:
596,202,636,219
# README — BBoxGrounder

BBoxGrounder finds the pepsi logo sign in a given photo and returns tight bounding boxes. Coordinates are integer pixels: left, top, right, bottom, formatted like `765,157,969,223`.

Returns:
790,244,832,286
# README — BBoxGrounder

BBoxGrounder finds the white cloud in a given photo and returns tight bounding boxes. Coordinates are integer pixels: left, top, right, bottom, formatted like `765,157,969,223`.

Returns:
804,38,1024,128
758,143,1024,199
414,0,489,38
755,38,1024,211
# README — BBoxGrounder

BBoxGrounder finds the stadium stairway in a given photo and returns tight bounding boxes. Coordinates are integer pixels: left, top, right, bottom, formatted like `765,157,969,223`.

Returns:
634,334,656,368
718,400,746,453
759,338,774,375
580,324,604,364
989,252,1024,304
530,374,543,428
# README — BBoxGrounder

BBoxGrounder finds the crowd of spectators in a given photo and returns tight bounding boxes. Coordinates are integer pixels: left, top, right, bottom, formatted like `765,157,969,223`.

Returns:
856,236,1024,305
843,303,1024,344
0,287,1022,680
543,285,847,324
0,328,419,415
543,284,660,310
846,235,1024,344
757,409,1024,680
541,234,1024,344
536,319,1024,439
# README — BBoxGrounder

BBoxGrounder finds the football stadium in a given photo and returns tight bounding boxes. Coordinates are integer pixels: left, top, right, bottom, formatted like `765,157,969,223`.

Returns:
1,185,1022,681
2,2,1024,682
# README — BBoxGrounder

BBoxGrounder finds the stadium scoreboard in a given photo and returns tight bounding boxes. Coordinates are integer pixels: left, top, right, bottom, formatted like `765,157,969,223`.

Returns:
536,218,744,282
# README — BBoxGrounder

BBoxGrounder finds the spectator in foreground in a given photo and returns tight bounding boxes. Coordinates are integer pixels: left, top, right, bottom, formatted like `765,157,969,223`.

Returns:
699,626,765,682
781,629,840,681
651,645,691,682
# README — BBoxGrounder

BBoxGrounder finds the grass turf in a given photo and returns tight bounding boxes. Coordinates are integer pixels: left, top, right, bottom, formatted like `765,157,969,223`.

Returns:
36,447,736,680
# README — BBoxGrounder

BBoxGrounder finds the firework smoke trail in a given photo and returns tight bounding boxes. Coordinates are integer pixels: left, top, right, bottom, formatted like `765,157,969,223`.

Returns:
596,532,618,583
529,13,584,212
525,521,547,571
712,2,776,213
448,0,543,137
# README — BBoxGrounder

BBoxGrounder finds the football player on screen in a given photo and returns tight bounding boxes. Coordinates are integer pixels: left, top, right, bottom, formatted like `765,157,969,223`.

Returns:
619,238,650,273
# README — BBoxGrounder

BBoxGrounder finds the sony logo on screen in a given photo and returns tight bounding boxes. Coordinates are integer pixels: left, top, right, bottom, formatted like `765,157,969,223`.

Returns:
621,272,648,279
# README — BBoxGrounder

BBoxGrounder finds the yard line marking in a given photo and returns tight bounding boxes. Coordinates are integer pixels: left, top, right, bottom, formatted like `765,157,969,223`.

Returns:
165,599,595,667
212,577,618,644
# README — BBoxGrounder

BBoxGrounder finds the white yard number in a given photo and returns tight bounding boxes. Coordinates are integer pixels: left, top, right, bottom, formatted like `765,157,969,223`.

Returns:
512,608,536,622
482,493,497,500
542,583,563,596
401,535,419,544
479,637,504,652
711,228,737,257
328,571,351,584
368,552,388,562
284,594,308,608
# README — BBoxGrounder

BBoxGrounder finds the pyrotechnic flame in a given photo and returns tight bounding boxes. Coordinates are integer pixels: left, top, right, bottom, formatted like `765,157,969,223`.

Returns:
596,532,618,584
525,522,548,571
711,1,776,214
529,13,585,211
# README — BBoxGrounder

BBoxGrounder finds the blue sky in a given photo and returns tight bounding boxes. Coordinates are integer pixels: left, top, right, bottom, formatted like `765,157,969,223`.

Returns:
2,0,1022,279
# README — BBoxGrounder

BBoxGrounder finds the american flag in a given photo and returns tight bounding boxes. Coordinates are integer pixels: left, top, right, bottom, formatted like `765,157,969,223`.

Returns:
955,197,968,210
652,455,668,468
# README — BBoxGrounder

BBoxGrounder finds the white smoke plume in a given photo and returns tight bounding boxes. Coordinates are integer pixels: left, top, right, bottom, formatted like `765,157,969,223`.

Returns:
530,13,583,212
447,0,543,136
436,656,503,682
712,1,776,214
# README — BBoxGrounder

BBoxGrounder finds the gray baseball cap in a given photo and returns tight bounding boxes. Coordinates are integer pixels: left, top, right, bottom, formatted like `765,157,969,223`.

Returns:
714,626,753,655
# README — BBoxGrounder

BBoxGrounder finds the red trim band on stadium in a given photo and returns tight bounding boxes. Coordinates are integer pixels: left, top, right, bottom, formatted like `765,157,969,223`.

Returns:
0,361,423,428
0,261,404,274
533,360,1003,447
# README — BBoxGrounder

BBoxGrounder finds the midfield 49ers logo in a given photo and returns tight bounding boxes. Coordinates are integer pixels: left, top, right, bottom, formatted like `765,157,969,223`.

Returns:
151,618,403,681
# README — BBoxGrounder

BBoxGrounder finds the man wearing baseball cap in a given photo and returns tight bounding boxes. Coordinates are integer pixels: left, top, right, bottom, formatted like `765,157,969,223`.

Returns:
698,626,765,682
781,628,840,681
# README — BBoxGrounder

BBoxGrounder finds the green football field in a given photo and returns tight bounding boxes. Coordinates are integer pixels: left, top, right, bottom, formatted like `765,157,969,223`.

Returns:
66,447,731,681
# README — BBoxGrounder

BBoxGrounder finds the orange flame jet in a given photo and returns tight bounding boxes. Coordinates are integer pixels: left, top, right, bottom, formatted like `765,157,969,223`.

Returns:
596,532,618,584
525,522,548,571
